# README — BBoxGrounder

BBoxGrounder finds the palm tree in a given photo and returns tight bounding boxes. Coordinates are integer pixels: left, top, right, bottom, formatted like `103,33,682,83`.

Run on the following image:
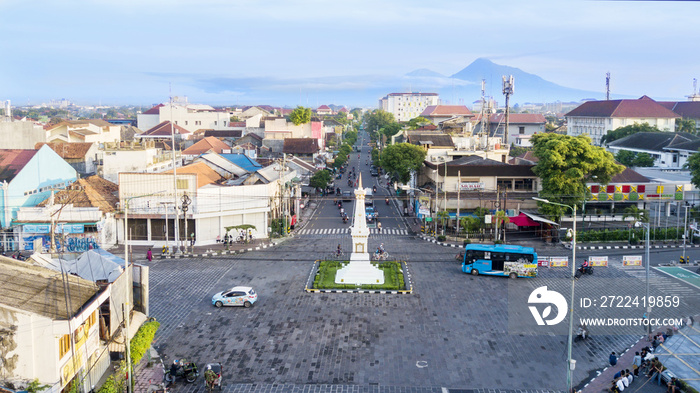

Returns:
437,210,450,236
622,205,649,243
494,210,510,242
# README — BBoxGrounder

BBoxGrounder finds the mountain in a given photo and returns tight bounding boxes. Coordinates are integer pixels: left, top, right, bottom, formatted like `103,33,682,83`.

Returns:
442,58,602,104
405,69,445,78
191,58,610,107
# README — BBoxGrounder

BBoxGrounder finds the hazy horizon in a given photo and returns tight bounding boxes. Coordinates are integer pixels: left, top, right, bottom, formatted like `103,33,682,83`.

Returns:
1,0,697,107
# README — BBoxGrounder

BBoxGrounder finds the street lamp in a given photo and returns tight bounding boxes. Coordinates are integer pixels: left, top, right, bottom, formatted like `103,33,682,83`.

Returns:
533,197,577,393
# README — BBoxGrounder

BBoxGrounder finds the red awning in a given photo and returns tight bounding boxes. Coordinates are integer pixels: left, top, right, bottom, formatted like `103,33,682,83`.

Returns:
509,213,541,227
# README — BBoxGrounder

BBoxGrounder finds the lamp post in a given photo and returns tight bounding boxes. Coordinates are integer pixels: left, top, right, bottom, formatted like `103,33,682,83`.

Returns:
533,197,577,393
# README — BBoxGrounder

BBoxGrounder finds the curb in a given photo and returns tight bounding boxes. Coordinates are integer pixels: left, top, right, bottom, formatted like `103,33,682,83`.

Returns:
159,242,276,259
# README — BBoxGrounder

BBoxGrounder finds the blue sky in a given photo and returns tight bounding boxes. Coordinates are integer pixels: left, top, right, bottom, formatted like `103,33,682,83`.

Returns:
0,0,697,107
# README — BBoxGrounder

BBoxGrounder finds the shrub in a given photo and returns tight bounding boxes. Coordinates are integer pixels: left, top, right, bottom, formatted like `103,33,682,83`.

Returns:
130,320,160,367
437,235,446,242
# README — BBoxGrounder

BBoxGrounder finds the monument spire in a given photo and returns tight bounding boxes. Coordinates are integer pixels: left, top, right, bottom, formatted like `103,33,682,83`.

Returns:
358,173,363,189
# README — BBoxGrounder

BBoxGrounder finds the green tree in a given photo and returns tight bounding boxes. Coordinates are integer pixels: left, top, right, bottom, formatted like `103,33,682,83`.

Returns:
615,150,637,167
289,106,312,125
633,152,655,167
615,150,655,167
406,116,431,130
494,210,510,242
309,170,331,190
509,144,531,157
685,150,700,189
379,143,427,184
622,205,649,243
230,115,241,122
600,123,662,145
380,123,402,139
531,133,624,220
676,118,697,134
437,210,450,235
365,110,396,136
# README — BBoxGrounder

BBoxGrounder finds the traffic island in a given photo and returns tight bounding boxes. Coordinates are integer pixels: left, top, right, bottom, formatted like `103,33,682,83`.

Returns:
305,260,413,294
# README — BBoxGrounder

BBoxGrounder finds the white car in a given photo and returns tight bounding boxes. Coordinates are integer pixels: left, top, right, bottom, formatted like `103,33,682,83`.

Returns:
211,286,257,308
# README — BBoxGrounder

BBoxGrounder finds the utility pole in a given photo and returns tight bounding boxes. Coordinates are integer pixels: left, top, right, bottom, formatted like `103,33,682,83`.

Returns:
495,186,501,241
457,170,461,236
169,87,181,254
181,193,191,253
502,75,514,146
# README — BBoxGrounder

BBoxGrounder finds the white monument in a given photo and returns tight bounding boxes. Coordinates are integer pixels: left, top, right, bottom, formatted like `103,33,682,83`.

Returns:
335,174,385,284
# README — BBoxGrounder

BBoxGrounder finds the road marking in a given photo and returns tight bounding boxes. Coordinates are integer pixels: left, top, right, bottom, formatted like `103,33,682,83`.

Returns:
653,266,700,290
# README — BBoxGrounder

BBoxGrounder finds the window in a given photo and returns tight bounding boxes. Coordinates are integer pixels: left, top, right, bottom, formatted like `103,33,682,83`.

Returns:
185,121,188,125
59,334,71,358
214,121,217,125
519,127,525,134
176,179,189,189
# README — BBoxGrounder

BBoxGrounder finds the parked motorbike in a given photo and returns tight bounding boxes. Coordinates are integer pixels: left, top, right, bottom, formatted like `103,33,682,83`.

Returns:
165,359,199,384
574,324,589,342
575,264,594,278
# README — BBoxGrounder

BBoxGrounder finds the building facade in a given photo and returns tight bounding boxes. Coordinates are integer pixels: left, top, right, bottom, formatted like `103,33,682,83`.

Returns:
565,96,678,145
379,93,439,122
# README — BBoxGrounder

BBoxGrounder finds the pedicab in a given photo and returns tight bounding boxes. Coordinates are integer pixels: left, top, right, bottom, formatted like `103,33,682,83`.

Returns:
203,362,222,391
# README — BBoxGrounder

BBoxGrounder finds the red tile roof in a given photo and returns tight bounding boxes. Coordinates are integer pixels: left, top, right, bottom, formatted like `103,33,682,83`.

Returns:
143,104,165,115
163,162,222,188
282,138,320,154
182,137,230,155
0,149,38,182
566,96,679,118
420,105,472,117
489,113,546,124
658,101,700,118
140,121,191,137
317,105,331,110
35,142,93,159
229,121,246,127
386,93,438,96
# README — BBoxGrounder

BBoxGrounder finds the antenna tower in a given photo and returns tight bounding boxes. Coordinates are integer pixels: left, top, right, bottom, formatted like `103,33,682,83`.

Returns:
502,75,514,146
606,72,611,100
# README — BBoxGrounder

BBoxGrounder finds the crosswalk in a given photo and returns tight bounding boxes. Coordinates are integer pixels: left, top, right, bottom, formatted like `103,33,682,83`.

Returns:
295,228,409,236
624,268,698,300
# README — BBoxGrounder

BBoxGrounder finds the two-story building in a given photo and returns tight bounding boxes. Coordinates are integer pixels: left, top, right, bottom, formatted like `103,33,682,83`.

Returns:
0,257,111,393
472,113,546,147
0,146,78,247
98,140,183,184
565,96,678,145
137,101,236,133
45,120,121,144
420,105,474,125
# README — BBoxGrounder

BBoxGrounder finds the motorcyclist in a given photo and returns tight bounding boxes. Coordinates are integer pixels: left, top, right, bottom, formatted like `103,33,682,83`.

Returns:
340,208,345,216
169,360,181,384
336,244,342,256
576,324,588,340
385,197,389,205
373,186,377,193
204,365,217,389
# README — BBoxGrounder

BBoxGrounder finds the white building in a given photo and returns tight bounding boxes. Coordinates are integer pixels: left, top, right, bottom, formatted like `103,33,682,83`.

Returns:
473,113,546,147
605,132,700,169
0,257,111,393
98,140,183,184
379,93,439,122
46,120,121,144
0,120,46,149
137,102,235,133
565,96,678,145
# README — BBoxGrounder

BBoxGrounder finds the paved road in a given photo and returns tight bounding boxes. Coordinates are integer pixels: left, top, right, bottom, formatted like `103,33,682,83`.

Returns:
144,131,700,392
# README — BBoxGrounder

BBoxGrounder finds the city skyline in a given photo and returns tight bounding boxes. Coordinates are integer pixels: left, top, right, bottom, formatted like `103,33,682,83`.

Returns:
0,0,697,107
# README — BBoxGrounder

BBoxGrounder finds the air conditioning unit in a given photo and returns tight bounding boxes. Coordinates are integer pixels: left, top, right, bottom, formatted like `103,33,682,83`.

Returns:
431,156,437,162
438,156,445,162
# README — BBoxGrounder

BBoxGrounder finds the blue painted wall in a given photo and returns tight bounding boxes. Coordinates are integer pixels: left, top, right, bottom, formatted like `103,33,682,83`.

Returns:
1,145,78,227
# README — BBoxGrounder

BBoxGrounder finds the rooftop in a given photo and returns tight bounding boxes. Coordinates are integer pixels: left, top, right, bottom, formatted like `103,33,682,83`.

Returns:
420,105,473,117
283,138,320,154
163,162,223,188
37,175,119,213
0,149,38,183
140,121,191,137
566,96,679,118
606,132,699,151
182,136,231,155
0,256,99,320
35,142,94,159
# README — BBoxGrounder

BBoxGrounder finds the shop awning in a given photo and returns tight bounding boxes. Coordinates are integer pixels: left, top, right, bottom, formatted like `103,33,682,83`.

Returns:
509,213,541,227
521,211,559,226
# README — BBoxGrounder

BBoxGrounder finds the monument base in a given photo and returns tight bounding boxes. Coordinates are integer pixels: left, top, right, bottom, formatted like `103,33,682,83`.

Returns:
335,254,385,285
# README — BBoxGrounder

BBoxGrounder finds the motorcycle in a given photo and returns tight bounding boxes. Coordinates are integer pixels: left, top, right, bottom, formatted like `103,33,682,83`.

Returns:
165,359,199,384
342,215,348,224
340,208,345,216
337,201,342,209
385,198,389,205
575,264,594,278
372,186,377,193
574,325,589,342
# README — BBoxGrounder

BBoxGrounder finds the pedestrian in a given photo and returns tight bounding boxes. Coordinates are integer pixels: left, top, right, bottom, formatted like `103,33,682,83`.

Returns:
632,352,642,376
609,351,618,366
190,232,195,246
667,377,680,393
377,221,382,233
146,248,153,262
